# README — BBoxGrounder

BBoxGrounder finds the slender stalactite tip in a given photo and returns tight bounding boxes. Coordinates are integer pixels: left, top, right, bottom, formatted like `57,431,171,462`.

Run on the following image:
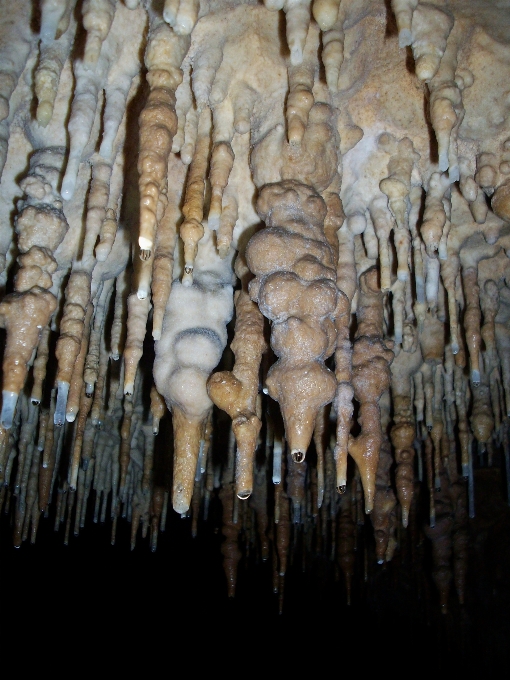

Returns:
291,450,305,463
54,382,69,426
182,265,194,286
0,391,17,429
399,29,412,49
61,175,76,201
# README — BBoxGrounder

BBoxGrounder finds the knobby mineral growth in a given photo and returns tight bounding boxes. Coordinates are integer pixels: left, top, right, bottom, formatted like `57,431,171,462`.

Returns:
1,0,510,610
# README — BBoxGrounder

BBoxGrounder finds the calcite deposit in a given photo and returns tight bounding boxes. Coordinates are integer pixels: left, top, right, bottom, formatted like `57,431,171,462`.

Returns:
1,0,510,611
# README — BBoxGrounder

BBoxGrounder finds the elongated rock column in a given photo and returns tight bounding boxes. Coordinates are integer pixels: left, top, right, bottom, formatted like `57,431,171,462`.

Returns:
390,323,422,526
348,266,394,514
207,257,267,500
246,180,338,462
0,148,68,428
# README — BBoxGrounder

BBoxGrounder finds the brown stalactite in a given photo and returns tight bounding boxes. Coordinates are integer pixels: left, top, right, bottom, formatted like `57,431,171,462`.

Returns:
0,0,509,618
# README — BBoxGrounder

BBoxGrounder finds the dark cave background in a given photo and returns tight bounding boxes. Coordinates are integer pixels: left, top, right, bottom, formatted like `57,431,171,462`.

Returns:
2,462,510,670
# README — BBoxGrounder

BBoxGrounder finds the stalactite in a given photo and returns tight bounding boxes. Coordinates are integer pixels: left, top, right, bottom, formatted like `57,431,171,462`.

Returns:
391,323,422,527
337,483,355,605
410,2,453,83
0,0,509,616
179,107,210,284
208,257,266,500
137,9,188,259
82,0,116,66
371,436,397,563
35,3,77,126
247,180,338,461
424,469,454,612
348,267,394,514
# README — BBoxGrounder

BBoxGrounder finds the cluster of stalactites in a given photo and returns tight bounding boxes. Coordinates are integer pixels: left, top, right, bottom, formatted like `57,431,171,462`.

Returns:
0,0,510,612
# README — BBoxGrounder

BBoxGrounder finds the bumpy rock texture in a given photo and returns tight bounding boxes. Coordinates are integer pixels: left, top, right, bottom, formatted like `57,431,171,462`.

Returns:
1,0,510,613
